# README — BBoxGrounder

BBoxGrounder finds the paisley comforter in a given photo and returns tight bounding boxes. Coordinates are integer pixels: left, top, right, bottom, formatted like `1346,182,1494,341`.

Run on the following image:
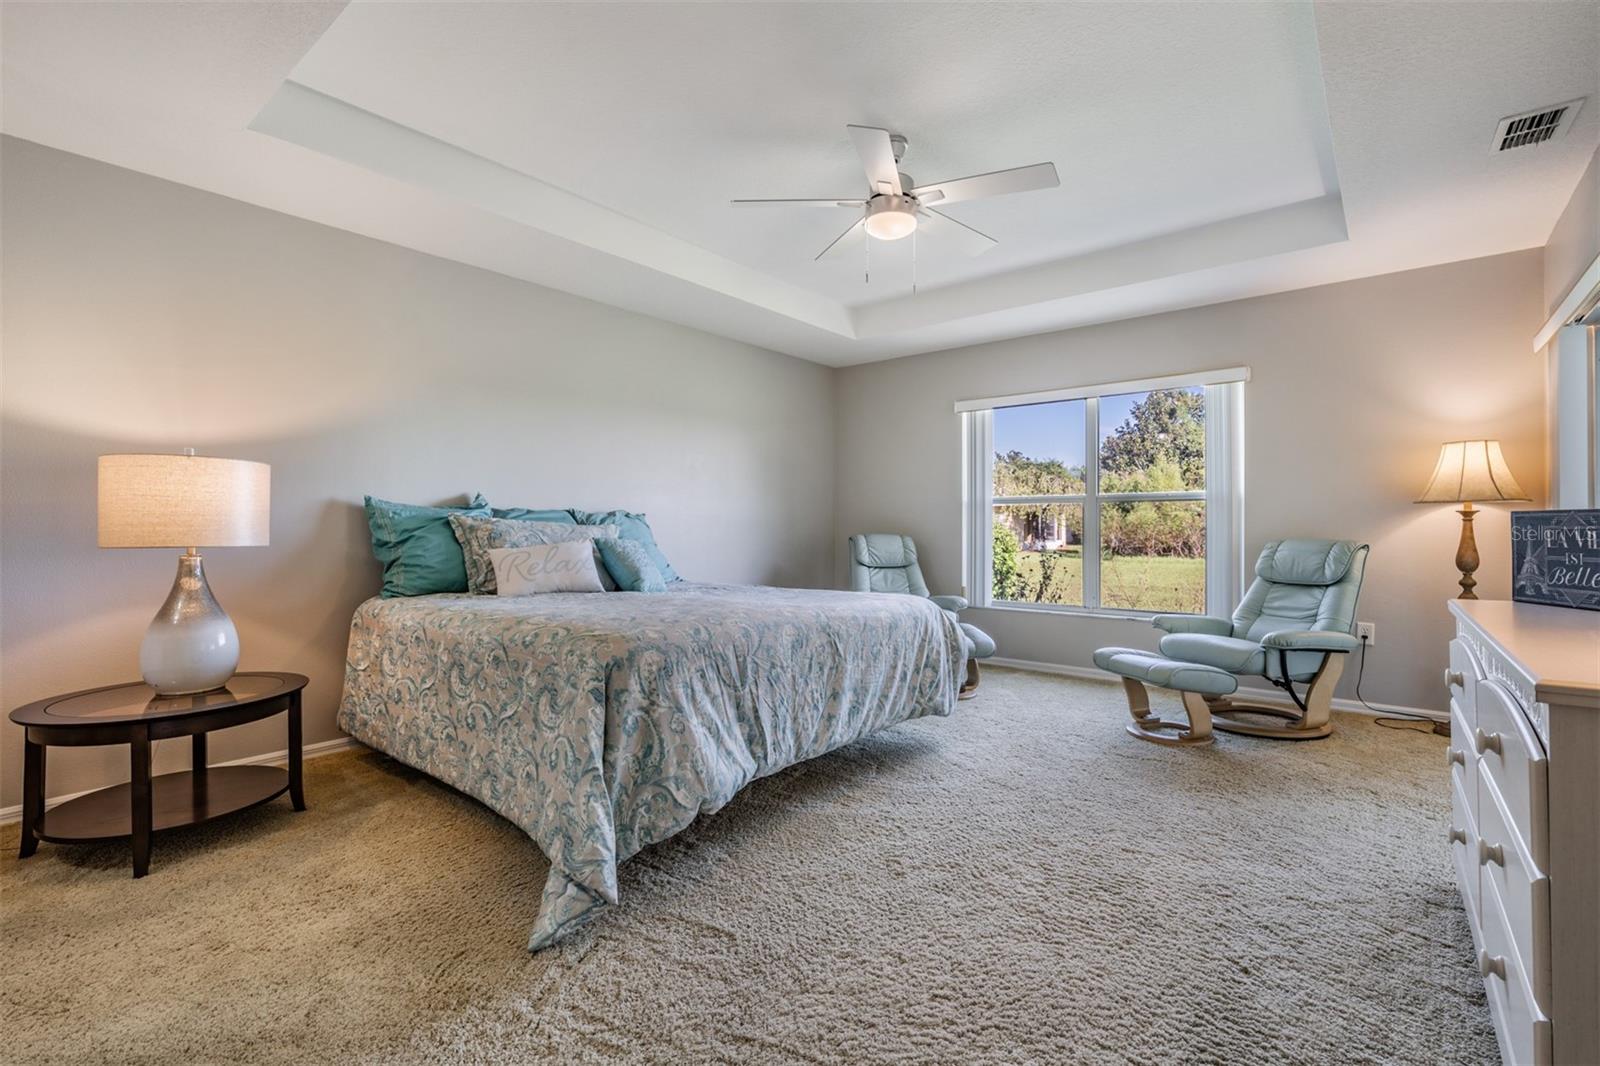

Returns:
337,582,965,949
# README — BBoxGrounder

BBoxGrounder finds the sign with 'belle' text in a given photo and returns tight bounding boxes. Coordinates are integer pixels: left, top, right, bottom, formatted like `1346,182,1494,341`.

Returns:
1513,509,1600,612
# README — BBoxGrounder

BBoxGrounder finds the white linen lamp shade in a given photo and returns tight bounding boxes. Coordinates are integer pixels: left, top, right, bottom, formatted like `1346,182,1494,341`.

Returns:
1414,440,1530,505
98,452,271,694
1414,440,1529,600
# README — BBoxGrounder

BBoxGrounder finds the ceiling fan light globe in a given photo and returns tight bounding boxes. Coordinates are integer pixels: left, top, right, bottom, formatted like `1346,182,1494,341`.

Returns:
865,211,916,240
864,196,918,241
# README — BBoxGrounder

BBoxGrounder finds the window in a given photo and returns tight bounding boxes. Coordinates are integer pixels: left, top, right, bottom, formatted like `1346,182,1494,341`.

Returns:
960,368,1245,617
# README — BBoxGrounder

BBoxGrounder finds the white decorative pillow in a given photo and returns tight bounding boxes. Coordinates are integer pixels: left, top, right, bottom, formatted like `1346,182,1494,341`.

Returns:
489,543,605,596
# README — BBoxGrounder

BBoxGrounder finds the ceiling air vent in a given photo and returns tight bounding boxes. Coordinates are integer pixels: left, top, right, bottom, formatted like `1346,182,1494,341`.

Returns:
1492,98,1585,152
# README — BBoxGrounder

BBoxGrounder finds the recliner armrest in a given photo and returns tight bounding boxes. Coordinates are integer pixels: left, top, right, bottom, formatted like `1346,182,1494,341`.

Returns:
929,594,969,613
1151,614,1232,636
1259,630,1360,653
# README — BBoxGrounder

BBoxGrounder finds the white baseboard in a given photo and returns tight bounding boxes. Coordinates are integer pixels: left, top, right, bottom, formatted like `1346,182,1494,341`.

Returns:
985,656,1447,723
0,735,363,827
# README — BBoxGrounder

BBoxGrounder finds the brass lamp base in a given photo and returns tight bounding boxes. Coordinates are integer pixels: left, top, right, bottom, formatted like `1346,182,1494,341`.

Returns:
1454,501,1480,600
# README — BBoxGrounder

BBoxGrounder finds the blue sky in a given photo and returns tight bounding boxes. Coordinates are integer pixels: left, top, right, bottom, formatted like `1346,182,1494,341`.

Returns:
994,392,1146,466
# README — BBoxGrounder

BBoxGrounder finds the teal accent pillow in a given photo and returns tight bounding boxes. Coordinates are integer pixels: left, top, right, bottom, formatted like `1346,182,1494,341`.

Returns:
571,509,680,582
364,494,489,598
492,507,576,525
596,537,667,593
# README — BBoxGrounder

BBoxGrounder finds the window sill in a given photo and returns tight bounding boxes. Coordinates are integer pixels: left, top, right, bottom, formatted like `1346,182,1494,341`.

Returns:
977,602,1164,624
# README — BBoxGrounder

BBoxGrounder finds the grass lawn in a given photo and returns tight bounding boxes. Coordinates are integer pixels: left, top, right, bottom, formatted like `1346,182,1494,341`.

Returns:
1000,548,1206,614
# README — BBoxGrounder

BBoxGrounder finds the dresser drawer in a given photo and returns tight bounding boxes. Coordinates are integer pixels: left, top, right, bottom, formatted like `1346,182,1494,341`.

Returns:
1447,697,1475,800
1448,637,1481,725
1450,765,1480,921
1480,875,1552,1066
1477,773,1550,1010
1474,678,1548,868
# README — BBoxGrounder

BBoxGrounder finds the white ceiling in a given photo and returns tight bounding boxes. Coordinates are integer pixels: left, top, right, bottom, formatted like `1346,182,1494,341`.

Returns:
284,2,1339,305
3,2,1597,366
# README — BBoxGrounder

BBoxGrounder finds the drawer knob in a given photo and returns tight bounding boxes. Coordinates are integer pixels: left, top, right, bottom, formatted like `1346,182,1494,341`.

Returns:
1448,827,1468,846
1474,728,1503,756
1478,839,1505,867
1478,951,1507,980
1445,670,1465,690
1447,748,1466,768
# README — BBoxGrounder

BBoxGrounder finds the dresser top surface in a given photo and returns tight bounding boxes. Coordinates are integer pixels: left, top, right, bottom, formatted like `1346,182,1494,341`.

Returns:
1451,600,1600,700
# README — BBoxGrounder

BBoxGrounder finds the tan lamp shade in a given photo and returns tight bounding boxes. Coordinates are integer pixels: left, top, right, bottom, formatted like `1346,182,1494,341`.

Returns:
1415,440,1530,504
98,453,271,548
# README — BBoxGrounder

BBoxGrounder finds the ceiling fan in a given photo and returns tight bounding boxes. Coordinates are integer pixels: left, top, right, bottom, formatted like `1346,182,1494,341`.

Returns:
732,125,1059,261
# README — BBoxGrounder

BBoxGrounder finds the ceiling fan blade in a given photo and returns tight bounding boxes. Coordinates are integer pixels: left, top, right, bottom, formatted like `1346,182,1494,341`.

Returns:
916,208,997,257
814,218,865,261
731,198,867,208
846,125,902,196
910,162,1058,206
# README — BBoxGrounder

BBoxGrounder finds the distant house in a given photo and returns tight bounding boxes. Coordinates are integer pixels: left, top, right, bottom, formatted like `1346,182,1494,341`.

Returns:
1000,508,1078,552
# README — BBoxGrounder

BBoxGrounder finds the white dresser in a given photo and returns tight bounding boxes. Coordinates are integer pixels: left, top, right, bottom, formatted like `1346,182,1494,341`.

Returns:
1447,600,1600,1066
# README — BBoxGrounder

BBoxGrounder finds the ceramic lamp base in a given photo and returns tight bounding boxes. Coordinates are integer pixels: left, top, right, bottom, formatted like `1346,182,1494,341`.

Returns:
140,550,240,695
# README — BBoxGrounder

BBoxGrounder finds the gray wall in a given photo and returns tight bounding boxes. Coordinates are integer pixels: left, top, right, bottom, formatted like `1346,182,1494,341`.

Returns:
834,251,1548,713
0,139,836,809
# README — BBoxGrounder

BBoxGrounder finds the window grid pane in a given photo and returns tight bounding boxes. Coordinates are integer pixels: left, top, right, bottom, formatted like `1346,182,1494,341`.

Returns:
992,399,1087,499
1098,501,1207,614
991,503,1084,606
1098,387,1206,494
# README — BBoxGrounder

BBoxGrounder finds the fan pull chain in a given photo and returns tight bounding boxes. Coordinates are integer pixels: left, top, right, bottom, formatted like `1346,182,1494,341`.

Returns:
864,228,870,286
912,226,918,295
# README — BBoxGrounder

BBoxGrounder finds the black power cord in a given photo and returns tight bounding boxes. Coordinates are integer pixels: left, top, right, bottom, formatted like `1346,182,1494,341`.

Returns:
1353,633,1450,735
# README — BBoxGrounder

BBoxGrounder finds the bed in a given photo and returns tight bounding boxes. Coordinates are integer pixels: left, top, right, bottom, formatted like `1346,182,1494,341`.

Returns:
337,582,966,949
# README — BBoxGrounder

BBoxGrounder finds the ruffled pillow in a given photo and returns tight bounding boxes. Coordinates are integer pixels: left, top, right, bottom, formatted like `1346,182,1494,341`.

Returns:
364,494,489,598
448,514,618,594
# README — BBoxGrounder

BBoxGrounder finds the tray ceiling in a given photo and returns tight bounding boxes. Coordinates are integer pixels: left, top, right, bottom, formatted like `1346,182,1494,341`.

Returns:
3,1,1596,364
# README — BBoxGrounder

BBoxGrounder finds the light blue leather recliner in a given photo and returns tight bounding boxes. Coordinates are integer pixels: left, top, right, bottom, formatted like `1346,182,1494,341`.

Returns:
1094,539,1370,745
848,534,995,698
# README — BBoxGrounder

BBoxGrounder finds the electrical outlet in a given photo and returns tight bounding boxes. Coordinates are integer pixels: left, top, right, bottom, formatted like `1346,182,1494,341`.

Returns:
1357,622,1376,646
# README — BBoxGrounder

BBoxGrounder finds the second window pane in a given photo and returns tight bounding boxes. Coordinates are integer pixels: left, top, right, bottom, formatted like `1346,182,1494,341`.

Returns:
993,399,1086,497
1098,500,1206,614
993,504,1084,606
1098,387,1205,492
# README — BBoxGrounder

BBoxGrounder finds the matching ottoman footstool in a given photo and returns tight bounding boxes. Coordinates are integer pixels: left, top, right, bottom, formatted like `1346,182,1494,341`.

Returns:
1090,647,1238,746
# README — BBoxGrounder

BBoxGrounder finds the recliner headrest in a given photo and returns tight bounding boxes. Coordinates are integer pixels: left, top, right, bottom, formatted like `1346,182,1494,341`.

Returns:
851,533,917,569
1255,539,1366,586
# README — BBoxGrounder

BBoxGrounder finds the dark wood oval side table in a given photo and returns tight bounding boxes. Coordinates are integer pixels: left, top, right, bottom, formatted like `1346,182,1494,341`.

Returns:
10,672,309,877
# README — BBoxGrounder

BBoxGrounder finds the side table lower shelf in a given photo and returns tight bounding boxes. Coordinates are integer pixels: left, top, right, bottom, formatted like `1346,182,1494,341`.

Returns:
37,765,291,843
12,672,310,876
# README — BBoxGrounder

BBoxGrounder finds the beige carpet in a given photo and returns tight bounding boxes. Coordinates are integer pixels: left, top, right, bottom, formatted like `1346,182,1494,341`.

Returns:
2,667,1493,1065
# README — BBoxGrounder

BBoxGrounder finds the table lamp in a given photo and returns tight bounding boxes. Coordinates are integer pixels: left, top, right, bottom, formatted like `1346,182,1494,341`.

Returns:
1415,440,1528,599
98,450,270,694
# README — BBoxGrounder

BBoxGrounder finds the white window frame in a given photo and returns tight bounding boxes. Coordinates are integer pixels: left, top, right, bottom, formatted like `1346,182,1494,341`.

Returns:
960,368,1246,619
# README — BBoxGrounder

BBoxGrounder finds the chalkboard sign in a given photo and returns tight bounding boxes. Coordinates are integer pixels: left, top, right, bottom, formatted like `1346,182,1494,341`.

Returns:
1512,509,1600,612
